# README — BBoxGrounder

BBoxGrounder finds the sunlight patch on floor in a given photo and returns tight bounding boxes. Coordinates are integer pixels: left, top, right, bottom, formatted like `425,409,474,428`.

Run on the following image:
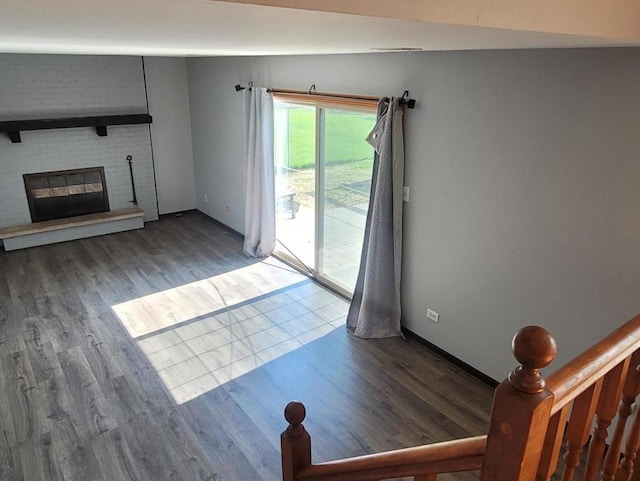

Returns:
111,258,349,404
111,258,305,338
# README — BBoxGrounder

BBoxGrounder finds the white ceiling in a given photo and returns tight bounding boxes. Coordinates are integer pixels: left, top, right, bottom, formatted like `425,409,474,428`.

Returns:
0,0,637,57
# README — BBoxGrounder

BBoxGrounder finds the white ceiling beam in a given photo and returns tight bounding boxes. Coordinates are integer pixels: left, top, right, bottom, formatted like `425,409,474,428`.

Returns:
218,0,640,42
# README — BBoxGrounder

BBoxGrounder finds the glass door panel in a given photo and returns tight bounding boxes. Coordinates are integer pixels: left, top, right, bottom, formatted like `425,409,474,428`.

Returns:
319,109,376,291
274,102,316,269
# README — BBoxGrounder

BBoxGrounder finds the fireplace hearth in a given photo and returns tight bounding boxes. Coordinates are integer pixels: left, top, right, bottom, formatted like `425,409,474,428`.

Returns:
23,167,109,223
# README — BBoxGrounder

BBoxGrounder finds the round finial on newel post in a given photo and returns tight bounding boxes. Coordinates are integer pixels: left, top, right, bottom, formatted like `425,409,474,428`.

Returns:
284,401,307,438
508,325,557,394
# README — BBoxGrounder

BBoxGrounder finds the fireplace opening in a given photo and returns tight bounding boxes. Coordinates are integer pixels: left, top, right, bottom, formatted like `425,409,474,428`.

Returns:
24,167,110,223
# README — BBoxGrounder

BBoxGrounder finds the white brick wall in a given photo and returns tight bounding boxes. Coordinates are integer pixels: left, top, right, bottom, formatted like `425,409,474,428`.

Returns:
0,55,147,119
0,54,158,228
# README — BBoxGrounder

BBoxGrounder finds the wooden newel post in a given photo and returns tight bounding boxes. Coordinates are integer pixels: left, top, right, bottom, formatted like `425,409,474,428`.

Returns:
281,401,312,481
480,326,558,481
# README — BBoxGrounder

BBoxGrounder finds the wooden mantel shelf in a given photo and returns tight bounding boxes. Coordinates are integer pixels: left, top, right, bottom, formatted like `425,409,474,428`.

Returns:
0,114,153,143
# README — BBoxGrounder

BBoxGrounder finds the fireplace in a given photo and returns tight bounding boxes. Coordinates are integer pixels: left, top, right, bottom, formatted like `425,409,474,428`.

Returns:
23,167,110,223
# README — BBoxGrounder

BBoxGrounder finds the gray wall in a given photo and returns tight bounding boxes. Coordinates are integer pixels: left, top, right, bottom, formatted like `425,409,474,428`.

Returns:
144,57,197,215
188,58,245,232
187,49,640,381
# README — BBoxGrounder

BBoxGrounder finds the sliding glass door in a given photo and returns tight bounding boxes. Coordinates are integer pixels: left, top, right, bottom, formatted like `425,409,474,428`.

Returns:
274,100,376,294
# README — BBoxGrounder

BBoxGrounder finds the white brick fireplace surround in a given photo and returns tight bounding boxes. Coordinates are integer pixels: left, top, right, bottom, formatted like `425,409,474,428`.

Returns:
0,54,159,235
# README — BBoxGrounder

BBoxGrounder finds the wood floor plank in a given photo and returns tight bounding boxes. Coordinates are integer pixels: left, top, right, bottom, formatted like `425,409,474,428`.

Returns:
0,333,26,359
197,387,282,480
25,339,63,385
107,374,157,425
0,353,19,449
18,432,64,481
117,417,187,481
2,349,45,446
49,415,102,481
180,400,266,481
91,428,152,481
148,407,219,481
57,347,118,439
0,428,20,480
41,376,76,427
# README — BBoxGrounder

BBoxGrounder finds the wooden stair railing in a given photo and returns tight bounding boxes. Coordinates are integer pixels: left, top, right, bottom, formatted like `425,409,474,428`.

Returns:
537,313,640,481
281,313,640,481
281,401,486,481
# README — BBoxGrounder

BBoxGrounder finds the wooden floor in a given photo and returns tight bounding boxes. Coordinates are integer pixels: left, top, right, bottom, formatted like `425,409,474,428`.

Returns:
0,211,494,481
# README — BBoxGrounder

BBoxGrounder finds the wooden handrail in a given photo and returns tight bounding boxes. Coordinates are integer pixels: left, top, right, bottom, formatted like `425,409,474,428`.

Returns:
296,435,487,481
281,401,486,481
546,313,640,415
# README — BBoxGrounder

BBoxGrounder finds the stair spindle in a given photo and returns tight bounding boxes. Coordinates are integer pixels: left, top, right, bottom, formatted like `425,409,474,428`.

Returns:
617,402,640,481
615,362,640,481
584,360,630,481
631,454,640,481
537,405,570,481
602,351,640,481
560,380,603,481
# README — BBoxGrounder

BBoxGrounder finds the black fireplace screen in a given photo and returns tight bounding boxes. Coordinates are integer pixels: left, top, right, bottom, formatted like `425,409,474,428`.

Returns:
24,167,110,222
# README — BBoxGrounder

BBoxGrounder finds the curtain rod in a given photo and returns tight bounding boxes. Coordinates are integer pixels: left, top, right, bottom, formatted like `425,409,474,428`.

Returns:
234,83,416,109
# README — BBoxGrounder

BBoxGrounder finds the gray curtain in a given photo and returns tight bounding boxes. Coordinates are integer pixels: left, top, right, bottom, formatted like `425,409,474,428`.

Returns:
347,97,405,338
243,87,276,257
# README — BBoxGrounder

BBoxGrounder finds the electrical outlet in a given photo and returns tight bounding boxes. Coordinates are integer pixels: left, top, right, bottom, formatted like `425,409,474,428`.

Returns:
403,186,410,202
225,205,230,212
204,194,208,203
427,308,439,323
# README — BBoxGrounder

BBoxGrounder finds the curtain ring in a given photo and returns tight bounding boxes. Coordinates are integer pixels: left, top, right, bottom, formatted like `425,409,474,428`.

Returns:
308,84,316,95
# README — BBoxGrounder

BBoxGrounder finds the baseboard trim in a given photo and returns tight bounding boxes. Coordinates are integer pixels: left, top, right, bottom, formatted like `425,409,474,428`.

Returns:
158,209,198,219
401,327,500,389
